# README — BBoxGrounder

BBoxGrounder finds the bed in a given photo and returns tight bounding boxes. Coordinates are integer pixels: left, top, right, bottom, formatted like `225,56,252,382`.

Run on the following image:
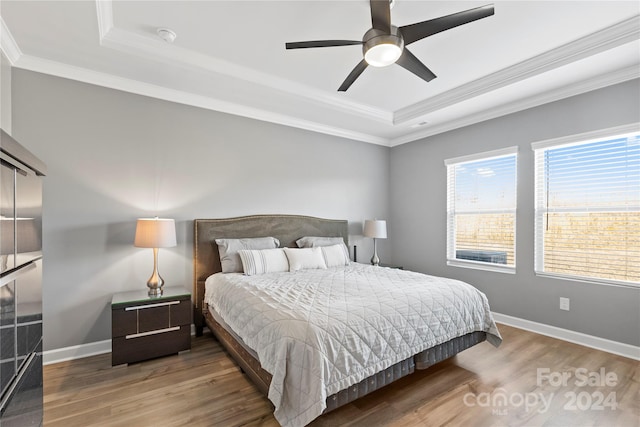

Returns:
193,215,501,427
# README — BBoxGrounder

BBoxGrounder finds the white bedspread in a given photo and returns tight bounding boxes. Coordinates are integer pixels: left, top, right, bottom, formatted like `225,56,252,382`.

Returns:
205,263,501,427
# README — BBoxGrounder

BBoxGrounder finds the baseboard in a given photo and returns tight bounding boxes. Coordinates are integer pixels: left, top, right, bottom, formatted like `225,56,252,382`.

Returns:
44,317,639,365
43,339,111,365
492,312,640,361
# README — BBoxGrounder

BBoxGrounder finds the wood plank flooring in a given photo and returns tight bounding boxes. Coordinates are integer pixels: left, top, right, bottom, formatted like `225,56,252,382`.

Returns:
44,324,639,426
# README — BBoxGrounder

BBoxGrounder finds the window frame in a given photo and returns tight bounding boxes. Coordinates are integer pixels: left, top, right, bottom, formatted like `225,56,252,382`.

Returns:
531,123,640,288
445,146,518,274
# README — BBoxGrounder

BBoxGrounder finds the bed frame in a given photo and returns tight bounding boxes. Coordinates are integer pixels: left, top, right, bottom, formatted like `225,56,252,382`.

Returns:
193,215,486,413
193,215,349,335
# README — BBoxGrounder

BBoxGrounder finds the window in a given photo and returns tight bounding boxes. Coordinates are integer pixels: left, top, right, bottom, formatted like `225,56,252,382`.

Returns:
445,147,517,273
532,125,640,286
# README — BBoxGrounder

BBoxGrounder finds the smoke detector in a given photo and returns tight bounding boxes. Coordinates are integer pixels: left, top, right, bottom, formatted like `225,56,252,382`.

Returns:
157,28,177,43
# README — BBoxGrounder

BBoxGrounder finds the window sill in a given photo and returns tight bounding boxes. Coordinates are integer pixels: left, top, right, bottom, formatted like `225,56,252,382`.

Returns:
534,271,640,289
447,260,515,274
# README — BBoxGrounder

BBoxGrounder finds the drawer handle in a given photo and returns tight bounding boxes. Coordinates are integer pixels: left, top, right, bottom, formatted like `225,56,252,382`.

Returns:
125,300,180,311
125,326,180,339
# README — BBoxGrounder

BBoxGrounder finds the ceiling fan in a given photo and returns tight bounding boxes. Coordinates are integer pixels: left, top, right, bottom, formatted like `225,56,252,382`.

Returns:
285,0,494,91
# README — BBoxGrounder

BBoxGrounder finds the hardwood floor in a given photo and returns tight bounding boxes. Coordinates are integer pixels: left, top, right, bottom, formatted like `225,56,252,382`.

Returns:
44,324,639,427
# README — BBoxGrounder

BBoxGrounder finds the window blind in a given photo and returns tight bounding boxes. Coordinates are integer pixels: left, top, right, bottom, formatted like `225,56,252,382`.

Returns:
533,127,640,286
445,147,517,272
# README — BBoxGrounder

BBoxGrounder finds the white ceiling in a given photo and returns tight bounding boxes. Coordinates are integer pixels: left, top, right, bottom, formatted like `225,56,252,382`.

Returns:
1,1,639,146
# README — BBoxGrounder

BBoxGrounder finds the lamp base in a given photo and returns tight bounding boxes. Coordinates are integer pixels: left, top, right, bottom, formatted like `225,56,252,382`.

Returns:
146,247,164,297
370,238,380,266
147,282,164,297
147,275,164,296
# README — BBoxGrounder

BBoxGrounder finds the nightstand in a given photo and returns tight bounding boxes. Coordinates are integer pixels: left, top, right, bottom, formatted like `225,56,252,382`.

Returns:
111,286,191,366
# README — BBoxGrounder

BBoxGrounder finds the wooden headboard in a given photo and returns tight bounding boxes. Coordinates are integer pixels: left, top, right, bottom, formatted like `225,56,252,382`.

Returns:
193,215,348,334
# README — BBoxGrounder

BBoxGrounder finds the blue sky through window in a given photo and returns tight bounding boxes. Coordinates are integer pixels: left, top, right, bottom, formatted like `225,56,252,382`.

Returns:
454,154,516,212
545,133,640,209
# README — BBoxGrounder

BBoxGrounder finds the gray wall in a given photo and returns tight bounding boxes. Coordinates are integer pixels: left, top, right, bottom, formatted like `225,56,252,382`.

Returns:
10,70,390,351
8,65,639,351
390,79,640,346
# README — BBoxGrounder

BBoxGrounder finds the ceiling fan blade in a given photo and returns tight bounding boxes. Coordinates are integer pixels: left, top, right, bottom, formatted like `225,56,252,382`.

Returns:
370,0,391,32
286,40,363,49
399,4,494,45
396,48,437,83
338,59,369,92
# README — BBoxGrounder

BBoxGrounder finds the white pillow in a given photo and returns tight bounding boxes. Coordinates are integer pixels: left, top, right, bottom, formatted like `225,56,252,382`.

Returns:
296,236,350,265
238,248,289,276
284,247,327,272
321,244,350,268
215,237,280,273
296,236,345,248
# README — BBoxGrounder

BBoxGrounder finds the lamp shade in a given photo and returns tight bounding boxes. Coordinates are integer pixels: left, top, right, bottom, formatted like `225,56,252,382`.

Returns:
134,218,176,248
363,220,387,239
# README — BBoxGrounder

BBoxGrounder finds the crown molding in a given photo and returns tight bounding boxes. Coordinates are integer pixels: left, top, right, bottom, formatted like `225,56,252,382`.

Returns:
390,64,640,146
3,3,638,149
394,15,640,125
0,16,22,64
96,2,638,133
95,1,392,124
8,50,637,149
12,53,389,146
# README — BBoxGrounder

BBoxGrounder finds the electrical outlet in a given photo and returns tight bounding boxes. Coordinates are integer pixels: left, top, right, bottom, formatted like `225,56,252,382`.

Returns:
559,297,570,311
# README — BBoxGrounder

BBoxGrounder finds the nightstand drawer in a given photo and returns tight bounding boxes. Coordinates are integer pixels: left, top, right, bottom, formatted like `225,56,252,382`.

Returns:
170,299,191,326
112,299,191,337
138,304,172,333
112,325,190,366
111,286,191,365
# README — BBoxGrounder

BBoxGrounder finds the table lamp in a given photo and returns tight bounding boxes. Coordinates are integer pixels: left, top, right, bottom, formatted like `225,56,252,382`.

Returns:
134,218,176,296
363,219,387,266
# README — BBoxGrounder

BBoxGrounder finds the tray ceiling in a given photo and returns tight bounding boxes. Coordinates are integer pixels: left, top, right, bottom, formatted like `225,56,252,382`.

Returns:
1,1,638,146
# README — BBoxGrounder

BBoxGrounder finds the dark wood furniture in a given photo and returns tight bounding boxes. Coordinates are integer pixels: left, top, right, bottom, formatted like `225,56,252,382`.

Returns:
193,215,487,416
111,286,191,366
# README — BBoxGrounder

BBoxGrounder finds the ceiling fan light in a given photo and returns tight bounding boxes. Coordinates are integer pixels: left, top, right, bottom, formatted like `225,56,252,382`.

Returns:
365,43,402,67
363,27,404,68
